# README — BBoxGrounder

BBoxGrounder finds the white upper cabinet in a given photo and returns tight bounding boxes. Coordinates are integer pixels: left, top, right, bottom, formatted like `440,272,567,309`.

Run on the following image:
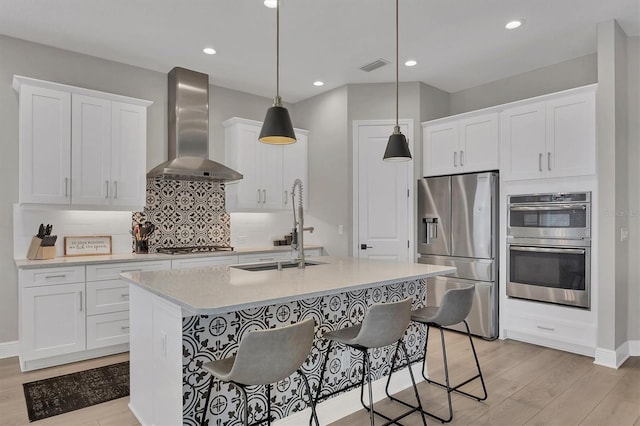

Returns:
14,76,152,209
224,117,309,211
17,85,72,204
501,86,596,181
423,112,498,177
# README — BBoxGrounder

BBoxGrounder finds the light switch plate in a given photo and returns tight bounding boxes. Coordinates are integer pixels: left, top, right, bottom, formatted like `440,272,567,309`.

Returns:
621,228,628,242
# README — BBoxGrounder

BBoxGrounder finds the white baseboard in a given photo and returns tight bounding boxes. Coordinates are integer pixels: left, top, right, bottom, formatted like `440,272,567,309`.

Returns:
594,340,639,369
0,340,19,359
504,329,595,358
274,363,425,426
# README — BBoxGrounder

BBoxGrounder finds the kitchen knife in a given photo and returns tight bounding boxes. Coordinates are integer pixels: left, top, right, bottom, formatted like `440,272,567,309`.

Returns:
45,224,52,236
41,235,57,246
37,224,45,239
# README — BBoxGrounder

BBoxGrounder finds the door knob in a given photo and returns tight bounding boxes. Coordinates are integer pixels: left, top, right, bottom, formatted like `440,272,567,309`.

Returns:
360,244,373,250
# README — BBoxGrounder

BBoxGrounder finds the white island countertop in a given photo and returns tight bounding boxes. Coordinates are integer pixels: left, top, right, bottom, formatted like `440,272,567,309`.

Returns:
121,256,456,316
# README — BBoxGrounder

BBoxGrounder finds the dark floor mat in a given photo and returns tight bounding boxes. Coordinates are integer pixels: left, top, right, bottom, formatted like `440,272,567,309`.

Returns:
22,361,129,422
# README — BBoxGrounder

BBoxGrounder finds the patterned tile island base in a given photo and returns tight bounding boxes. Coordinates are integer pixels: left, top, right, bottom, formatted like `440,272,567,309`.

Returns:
182,279,426,425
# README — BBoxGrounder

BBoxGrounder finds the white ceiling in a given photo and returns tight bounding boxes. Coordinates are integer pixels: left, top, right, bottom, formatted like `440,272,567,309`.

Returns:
1,0,638,103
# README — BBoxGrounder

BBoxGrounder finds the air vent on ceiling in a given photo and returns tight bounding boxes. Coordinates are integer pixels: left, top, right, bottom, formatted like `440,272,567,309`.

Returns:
359,58,390,72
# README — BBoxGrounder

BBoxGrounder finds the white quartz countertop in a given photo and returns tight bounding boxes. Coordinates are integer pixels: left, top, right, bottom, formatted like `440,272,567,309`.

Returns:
121,256,456,316
14,245,323,269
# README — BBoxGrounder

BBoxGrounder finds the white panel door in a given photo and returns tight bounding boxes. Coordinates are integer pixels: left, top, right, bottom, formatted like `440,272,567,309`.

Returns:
500,102,546,181
423,121,458,176
459,112,499,173
546,92,596,178
71,94,111,206
18,85,71,204
111,101,147,208
356,121,412,262
21,282,86,360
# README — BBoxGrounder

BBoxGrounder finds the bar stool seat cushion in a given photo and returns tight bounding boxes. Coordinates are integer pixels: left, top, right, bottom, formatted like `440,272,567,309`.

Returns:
202,318,315,386
411,285,475,327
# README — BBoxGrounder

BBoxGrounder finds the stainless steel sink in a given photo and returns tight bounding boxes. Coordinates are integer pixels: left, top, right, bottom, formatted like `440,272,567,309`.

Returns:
231,260,325,272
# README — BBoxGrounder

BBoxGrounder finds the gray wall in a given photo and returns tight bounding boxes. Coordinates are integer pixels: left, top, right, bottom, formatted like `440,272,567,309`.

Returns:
628,36,640,342
292,86,349,256
449,54,598,115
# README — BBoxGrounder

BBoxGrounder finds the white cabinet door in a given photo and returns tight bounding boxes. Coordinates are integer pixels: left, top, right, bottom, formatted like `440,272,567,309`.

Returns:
423,121,458,176
260,142,284,210
21,282,86,360
546,92,596,178
18,85,71,204
87,311,130,350
500,102,546,181
71,94,112,206
459,113,499,173
110,101,147,208
225,118,309,211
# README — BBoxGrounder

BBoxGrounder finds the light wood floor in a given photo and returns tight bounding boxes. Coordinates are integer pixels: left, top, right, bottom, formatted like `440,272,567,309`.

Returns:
0,333,638,426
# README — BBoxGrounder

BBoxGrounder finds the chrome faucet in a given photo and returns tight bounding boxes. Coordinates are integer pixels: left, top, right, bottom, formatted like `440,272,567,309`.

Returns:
290,179,314,268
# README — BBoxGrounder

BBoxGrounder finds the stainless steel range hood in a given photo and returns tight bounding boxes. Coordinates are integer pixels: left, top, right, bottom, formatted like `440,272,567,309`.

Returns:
147,67,243,182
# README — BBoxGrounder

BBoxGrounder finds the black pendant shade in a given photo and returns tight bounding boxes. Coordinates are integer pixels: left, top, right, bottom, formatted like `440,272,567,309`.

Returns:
259,105,296,145
383,131,412,161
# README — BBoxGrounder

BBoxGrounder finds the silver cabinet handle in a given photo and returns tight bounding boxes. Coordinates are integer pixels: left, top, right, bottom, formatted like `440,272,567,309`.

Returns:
79,291,83,312
547,152,551,171
263,189,266,203
453,151,457,167
105,180,110,198
284,190,288,205
537,325,555,332
121,325,130,330
460,150,464,167
121,268,142,273
257,189,261,204
113,181,118,199
65,177,69,197
121,293,129,298
45,274,66,279
539,153,543,171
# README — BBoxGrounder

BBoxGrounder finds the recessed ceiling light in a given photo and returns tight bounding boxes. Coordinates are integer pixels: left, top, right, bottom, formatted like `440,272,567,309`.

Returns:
404,60,417,67
313,81,324,87
203,47,216,55
505,20,524,30
264,0,278,8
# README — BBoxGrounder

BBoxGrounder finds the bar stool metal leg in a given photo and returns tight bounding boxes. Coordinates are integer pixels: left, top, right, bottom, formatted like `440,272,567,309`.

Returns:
200,377,215,426
298,369,320,426
237,384,249,426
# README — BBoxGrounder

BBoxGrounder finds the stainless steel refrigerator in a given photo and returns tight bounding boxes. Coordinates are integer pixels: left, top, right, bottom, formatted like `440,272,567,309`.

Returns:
417,172,498,339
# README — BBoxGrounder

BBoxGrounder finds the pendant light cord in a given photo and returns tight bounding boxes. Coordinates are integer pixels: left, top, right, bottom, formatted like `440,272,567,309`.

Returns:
276,0,280,104
395,0,400,131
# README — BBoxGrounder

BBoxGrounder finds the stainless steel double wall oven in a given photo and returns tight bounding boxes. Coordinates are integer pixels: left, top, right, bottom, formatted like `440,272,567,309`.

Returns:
507,192,591,309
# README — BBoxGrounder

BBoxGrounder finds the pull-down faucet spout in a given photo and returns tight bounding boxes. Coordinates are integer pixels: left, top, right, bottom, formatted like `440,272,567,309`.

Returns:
290,179,314,268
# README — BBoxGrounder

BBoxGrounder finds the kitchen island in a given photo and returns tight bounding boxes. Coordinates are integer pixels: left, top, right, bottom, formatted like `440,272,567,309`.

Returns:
121,256,455,426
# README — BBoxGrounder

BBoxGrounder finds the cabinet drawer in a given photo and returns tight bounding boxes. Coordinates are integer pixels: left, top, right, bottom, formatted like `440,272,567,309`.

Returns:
506,311,596,348
171,255,239,270
20,266,85,287
87,279,129,315
86,311,129,350
87,260,171,281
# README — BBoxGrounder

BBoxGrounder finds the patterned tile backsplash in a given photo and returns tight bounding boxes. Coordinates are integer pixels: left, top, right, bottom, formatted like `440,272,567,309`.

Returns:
132,178,231,253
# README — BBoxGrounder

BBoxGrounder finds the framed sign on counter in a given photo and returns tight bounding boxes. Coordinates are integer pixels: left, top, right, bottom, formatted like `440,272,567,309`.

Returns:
64,236,112,256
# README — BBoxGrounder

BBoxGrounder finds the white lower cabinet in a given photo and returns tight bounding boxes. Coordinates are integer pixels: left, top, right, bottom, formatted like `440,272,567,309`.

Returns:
21,281,86,361
238,252,293,263
87,311,130,350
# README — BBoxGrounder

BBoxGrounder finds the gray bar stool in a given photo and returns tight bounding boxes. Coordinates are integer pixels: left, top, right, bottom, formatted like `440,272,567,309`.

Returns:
200,318,319,426
313,298,427,426
386,285,487,423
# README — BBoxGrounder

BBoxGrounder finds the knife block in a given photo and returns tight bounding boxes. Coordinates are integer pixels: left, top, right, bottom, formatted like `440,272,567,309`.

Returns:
26,237,56,260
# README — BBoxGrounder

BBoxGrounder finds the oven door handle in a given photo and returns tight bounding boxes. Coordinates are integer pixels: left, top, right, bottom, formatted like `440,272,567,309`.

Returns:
510,246,586,255
509,204,587,211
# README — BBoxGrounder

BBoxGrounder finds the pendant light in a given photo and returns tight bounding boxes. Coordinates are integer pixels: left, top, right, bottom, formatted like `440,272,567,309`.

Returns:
383,0,412,161
259,0,296,145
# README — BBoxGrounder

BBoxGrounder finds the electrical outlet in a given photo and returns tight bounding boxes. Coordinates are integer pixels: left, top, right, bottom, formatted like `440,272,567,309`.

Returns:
338,225,344,235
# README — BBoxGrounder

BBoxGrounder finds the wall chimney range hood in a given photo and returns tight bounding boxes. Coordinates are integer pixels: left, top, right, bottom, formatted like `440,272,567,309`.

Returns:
147,67,243,182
